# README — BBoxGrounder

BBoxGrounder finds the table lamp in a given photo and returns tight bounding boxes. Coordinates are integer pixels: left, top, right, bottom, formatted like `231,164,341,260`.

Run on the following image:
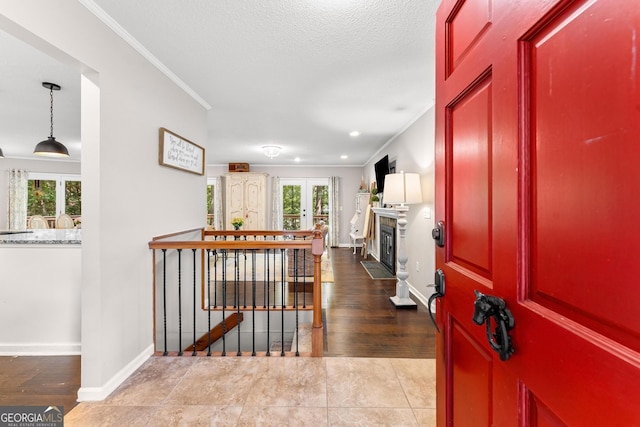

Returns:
383,171,422,307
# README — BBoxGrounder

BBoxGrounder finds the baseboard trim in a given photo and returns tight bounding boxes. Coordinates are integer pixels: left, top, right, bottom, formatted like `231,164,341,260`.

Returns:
77,343,154,402
407,281,429,309
358,255,427,308
0,342,81,356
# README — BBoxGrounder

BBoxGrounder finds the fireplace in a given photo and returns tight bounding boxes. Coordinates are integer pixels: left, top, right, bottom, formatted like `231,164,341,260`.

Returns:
379,216,396,274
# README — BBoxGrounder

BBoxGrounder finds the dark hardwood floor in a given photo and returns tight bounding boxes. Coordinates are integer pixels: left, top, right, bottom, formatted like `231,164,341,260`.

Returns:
0,247,436,413
324,248,437,358
0,355,80,414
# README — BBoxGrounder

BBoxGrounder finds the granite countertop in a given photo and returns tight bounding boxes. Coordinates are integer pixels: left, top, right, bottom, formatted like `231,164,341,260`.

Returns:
0,229,82,244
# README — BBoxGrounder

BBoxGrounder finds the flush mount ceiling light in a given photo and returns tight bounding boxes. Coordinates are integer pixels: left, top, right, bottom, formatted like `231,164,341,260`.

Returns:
262,145,281,159
349,131,360,137
34,82,69,158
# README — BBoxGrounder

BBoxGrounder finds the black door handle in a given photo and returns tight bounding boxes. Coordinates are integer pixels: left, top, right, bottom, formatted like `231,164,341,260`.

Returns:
427,269,445,333
472,290,515,361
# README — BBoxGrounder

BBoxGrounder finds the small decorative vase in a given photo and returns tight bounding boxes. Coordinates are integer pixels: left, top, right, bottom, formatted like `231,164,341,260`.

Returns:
233,225,241,230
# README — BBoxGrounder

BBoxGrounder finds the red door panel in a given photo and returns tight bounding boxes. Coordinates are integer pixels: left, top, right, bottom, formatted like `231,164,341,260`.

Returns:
528,0,640,350
449,75,493,279
435,0,640,425
451,321,492,426
447,0,492,75
527,390,568,427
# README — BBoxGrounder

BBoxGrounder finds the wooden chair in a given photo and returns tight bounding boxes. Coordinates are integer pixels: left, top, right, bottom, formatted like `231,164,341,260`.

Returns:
360,206,372,259
56,214,75,229
28,215,49,229
320,222,330,258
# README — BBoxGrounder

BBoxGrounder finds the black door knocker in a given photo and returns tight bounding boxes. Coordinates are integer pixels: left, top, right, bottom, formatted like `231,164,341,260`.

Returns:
472,290,515,361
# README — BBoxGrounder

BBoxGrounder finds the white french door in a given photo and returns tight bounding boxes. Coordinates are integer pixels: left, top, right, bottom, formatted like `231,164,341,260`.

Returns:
280,178,329,230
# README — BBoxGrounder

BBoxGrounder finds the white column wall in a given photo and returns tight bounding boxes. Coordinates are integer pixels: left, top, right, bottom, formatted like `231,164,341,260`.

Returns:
0,3,207,399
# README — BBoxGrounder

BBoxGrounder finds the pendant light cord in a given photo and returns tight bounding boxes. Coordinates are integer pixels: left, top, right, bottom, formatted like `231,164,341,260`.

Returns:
49,87,54,139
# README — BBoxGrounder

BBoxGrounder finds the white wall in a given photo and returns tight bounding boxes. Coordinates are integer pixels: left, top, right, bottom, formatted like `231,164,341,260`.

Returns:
206,164,363,246
363,109,436,304
0,245,81,354
1,3,207,400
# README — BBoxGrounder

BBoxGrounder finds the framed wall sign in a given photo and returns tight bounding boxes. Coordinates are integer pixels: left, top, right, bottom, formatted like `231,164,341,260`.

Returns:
159,127,205,175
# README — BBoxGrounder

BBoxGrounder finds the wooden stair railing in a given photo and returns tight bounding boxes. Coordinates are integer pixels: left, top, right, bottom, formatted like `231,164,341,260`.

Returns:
149,227,324,357
184,313,244,352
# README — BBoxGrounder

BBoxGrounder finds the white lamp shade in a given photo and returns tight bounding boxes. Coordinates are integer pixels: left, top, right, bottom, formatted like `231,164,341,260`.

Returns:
384,172,422,205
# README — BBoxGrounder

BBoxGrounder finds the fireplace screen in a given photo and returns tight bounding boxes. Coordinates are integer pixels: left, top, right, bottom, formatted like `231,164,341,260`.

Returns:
379,217,396,274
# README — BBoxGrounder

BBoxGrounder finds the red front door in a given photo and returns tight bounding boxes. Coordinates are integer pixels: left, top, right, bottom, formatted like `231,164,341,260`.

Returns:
434,0,640,425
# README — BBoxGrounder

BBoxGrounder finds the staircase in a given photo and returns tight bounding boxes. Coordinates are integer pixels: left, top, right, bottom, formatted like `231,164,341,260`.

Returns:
149,227,325,357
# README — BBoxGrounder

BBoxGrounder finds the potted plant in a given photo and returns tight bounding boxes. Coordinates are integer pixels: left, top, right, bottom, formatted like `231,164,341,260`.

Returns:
370,188,380,207
231,217,244,230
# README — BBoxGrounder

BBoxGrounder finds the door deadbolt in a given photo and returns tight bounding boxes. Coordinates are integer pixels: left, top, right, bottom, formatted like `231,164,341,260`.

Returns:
432,221,445,247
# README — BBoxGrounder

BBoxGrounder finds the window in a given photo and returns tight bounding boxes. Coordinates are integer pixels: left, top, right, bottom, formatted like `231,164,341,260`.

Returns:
206,182,215,227
27,173,81,224
206,178,217,228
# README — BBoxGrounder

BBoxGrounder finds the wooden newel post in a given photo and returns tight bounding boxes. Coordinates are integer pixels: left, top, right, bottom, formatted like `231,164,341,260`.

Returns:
311,225,324,356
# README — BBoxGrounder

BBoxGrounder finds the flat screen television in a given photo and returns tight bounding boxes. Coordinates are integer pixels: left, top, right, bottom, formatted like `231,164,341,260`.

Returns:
374,155,390,193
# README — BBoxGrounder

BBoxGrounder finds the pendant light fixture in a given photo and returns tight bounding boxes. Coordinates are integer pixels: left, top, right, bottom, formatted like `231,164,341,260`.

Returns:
34,82,69,157
0,148,4,158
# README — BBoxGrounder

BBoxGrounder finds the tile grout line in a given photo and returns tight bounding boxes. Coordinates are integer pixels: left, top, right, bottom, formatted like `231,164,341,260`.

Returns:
155,357,199,408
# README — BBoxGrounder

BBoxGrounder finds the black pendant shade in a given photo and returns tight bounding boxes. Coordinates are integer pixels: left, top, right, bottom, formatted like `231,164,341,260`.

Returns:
0,147,4,158
34,136,69,157
34,82,69,158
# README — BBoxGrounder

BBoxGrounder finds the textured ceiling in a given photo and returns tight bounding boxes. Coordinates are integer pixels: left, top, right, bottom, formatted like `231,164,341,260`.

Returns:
0,1,438,165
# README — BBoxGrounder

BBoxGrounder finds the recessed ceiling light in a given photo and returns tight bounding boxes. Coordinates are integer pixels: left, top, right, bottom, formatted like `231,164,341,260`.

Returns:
294,157,301,162
349,131,360,137
341,155,348,159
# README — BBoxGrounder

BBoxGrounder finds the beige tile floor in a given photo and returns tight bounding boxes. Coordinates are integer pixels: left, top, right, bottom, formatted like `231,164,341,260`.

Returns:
65,356,436,426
